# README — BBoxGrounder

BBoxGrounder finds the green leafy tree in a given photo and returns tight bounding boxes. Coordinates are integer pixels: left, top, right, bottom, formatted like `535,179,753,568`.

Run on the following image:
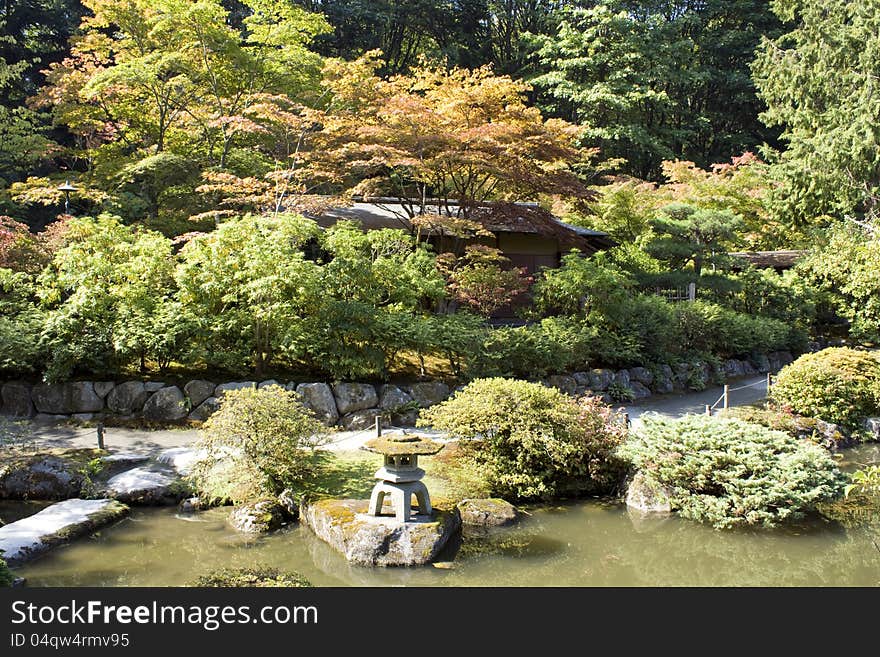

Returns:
797,223,880,342
753,0,880,225
533,1,781,180
36,214,179,379
644,203,744,278
419,378,628,500
189,385,327,503
175,213,322,376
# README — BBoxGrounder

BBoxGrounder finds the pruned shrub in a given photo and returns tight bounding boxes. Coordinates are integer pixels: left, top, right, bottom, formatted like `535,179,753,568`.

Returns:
189,386,327,504
191,566,311,587
618,414,845,528
771,347,880,427
418,378,628,501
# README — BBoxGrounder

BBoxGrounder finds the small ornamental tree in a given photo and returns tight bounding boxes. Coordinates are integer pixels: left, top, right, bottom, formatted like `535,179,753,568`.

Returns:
419,378,628,500
439,246,531,318
189,386,327,504
771,348,880,428
618,414,845,529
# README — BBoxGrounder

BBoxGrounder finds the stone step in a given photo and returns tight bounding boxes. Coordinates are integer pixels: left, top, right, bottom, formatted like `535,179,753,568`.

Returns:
0,498,129,565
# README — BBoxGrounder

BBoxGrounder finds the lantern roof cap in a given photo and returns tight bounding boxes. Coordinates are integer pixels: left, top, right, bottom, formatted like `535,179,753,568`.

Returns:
362,432,444,456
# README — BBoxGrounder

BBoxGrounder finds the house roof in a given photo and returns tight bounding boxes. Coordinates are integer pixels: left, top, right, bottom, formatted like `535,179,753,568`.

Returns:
308,199,616,252
728,250,806,270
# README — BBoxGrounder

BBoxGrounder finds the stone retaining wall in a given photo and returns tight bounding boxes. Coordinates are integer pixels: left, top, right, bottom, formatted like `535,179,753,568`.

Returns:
0,351,795,429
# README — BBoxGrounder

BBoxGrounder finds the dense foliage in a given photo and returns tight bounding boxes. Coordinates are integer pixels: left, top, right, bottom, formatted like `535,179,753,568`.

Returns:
0,556,13,587
192,566,311,588
618,414,845,528
189,386,327,503
771,348,880,428
418,378,628,500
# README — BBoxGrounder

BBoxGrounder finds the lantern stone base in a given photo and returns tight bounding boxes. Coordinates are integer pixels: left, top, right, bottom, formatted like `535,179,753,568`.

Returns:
301,498,461,567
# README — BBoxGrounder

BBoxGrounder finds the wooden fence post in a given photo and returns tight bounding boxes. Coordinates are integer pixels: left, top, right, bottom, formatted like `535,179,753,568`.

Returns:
375,415,382,437
705,405,712,416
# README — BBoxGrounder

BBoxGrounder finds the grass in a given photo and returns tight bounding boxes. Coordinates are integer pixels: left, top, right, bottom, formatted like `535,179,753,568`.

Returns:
306,442,489,504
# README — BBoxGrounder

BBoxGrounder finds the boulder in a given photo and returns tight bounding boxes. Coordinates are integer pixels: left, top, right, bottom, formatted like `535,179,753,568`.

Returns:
144,381,166,393
653,366,675,394
188,396,220,422
625,471,673,514
142,386,187,422
156,447,205,476
183,379,215,407
93,382,115,399
99,452,151,477
296,383,339,426
545,375,577,396
378,384,413,410
587,369,614,391
572,371,591,387
277,488,300,520
1,382,33,417
864,418,880,440
332,382,378,415
457,498,519,527
258,379,281,389
301,498,461,567
106,381,149,415
31,382,103,415
750,353,772,373
629,381,652,400
628,367,654,386
228,499,289,533
340,409,383,431
214,381,256,396
0,498,129,565
0,454,85,500
378,385,417,427
613,370,631,388
723,359,746,378
406,381,451,408
104,466,181,505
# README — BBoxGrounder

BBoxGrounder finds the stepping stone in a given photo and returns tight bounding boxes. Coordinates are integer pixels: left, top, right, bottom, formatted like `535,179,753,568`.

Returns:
0,498,129,565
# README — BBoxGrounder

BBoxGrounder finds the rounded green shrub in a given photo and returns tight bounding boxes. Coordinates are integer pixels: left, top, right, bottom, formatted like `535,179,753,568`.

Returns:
189,385,327,504
191,566,311,587
618,414,845,529
0,556,13,587
418,378,628,501
771,347,880,427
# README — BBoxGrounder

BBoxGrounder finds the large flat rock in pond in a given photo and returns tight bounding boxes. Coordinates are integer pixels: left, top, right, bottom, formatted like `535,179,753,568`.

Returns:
0,498,129,565
301,499,460,567
104,466,181,505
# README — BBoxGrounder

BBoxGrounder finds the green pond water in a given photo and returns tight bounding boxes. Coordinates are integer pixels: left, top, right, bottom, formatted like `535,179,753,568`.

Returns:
10,444,880,587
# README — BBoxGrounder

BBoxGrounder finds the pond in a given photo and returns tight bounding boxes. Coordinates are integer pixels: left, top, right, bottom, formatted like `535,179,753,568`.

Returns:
9,444,880,587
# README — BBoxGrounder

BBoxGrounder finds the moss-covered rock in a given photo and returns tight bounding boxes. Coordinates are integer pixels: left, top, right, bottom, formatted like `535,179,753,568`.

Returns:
301,498,461,566
228,499,290,533
457,498,519,527
0,449,106,500
191,566,311,587
0,556,13,587
625,471,673,514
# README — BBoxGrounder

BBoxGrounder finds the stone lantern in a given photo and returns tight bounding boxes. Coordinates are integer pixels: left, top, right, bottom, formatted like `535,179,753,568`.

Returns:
362,432,444,522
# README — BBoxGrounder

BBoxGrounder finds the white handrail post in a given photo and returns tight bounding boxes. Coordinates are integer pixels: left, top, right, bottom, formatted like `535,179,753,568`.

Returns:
723,384,730,410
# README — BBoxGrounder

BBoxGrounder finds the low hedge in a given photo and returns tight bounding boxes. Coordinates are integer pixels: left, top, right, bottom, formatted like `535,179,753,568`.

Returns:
771,348,880,428
618,414,845,528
